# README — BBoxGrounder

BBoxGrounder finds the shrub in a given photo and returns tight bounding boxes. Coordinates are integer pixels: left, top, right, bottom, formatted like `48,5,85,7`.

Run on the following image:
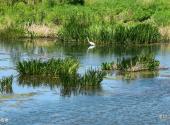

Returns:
114,25,127,43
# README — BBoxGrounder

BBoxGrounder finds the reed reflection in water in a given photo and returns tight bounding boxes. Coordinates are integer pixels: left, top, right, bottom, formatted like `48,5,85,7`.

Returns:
18,75,102,97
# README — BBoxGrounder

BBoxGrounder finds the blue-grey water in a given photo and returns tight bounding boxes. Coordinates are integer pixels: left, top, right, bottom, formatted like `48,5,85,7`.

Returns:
1,39,170,125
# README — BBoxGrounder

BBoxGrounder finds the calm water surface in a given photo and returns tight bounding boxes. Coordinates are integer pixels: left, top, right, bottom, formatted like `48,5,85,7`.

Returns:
1,39,170,125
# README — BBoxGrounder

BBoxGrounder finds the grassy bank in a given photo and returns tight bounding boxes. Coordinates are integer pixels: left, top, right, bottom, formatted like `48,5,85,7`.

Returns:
0,0,170,43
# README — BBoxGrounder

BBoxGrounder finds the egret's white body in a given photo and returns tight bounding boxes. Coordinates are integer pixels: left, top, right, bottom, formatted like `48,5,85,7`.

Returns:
87,37,95,46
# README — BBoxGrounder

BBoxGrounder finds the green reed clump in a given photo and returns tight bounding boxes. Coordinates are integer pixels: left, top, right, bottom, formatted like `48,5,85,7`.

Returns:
17,59,45,75
0,26,25,41
114,25,128,43
128,23,161,43
81,68,106,86
18,66,106,96
60,11,92,41
101,62,114,70
0,76,13,94
17,58,107,89
16,58,79,76
114,23,161,44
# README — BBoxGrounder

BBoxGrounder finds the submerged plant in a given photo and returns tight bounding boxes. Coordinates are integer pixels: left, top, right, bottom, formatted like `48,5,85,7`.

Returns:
0,76,13,94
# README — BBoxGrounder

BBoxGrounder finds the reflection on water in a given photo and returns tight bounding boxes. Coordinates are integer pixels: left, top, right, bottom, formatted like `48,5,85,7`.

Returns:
116,71,159,81
18,76,102,96
0,39,163,62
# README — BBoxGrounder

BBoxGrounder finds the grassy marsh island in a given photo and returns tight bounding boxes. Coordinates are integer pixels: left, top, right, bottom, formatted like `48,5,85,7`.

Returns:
101,55,161,72
16,58,106,87
0,0,170,43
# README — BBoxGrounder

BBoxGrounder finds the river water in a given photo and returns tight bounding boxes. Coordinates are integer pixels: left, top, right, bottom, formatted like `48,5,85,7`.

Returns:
0,39,170,125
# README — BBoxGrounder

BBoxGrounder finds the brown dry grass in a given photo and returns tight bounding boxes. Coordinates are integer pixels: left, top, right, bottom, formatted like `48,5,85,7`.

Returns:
159,26,170,39
26,24,58,38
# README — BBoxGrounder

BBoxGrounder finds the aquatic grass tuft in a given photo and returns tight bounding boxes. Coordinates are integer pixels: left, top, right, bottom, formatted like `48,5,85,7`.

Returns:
16,58,79,76
82,68,106,86
101,62,114,70
0,76,13,94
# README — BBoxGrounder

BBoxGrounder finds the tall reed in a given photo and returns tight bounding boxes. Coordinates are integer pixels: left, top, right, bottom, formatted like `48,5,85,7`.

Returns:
60,10,92,41
16,58,79,76
114,23,161,44
81,68,106,86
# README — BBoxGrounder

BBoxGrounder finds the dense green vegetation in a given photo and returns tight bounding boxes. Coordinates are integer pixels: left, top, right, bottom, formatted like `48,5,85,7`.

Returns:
0,76,13,94
0,0,170,43
101,55,160,71
114,24,161,44
101,62,114,70
17,58,79,76
16,58,106,86
82,68,106,85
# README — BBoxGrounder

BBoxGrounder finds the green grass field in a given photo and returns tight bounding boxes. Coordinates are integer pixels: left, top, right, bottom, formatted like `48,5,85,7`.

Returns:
0,0,170,43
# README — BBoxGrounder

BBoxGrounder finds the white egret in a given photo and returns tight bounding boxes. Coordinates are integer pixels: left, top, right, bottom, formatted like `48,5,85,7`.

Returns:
87,37,95,46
